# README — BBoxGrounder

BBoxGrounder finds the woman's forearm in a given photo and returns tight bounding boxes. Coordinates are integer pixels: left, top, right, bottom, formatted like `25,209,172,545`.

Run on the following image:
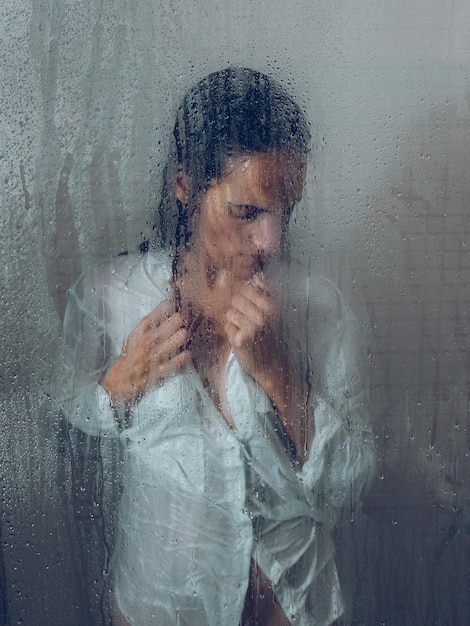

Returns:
254,356,312,463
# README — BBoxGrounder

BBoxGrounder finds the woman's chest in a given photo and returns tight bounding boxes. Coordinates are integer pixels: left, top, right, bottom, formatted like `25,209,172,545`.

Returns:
190,335,236,427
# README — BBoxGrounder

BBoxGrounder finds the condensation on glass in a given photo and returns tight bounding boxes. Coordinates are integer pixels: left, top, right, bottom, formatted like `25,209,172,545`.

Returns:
1,0,470,624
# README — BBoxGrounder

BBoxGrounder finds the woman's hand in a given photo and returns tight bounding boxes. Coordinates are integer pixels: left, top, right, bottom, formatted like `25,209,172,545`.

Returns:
100,299,191,409
225,275,279,379
225,275,310,461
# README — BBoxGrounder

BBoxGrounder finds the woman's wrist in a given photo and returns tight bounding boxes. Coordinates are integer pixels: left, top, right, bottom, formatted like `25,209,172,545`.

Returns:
100,355,137,409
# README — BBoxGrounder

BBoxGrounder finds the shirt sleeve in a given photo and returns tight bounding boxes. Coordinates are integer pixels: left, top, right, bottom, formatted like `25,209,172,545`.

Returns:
60,254,166,436
300,289,377,522
61,263,122,436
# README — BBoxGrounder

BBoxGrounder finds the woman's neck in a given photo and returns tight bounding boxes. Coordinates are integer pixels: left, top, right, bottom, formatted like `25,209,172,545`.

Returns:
174,247,238,359
174,248,234,423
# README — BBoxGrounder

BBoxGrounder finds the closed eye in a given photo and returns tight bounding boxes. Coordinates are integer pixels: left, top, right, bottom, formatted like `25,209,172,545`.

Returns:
228,203,295,220
227,203,263,221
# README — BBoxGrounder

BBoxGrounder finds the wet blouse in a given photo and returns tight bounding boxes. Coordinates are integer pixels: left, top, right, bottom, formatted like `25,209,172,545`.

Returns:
62,250,375,626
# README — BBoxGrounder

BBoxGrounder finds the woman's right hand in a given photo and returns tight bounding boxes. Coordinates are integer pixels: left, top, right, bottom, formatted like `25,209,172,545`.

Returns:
100,299,191,408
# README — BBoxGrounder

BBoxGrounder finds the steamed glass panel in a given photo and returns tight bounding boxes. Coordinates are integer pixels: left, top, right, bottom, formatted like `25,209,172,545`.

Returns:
1,0,469,623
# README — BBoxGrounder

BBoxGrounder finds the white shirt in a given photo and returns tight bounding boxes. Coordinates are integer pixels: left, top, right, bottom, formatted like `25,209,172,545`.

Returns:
61,249,375,626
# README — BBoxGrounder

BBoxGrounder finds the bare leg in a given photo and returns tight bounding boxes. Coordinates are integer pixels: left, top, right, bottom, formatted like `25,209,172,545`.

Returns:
110,606,132,626
242,560,290,626
242,561,340,626
112,585,337,626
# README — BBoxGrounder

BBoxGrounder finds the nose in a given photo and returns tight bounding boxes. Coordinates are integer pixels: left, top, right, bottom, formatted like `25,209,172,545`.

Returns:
251,213,282,255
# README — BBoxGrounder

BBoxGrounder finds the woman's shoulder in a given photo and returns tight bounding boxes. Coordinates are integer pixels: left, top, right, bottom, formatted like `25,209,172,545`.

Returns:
278,260,344,325
70,248,173,300
65,249,174,339
278,260,364,373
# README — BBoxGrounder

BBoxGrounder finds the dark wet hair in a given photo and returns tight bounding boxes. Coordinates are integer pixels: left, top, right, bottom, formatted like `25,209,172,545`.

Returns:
153,67,310,252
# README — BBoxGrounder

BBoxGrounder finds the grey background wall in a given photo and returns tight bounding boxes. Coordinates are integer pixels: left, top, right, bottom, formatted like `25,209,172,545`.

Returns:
1,0,470,623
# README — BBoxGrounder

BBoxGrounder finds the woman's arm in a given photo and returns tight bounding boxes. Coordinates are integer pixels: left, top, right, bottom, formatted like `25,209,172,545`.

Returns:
226,269,376,510
62,254,190,432
225,271,375,625
300,280,376,513
225,275,310,462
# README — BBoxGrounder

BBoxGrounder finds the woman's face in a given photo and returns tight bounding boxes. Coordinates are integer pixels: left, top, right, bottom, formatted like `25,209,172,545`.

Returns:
187,150,305,283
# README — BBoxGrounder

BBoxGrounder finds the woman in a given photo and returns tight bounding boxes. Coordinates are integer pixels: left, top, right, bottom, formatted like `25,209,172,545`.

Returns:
62,67,375,625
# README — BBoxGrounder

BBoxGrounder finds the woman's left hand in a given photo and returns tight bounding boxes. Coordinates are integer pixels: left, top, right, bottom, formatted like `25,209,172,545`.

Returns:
225,274,280,381
225,274,310,462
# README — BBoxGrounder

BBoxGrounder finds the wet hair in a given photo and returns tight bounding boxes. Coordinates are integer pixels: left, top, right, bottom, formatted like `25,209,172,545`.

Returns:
153,67,310,253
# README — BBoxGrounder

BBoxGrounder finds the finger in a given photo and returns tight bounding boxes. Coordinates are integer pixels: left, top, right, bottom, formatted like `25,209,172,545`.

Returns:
134,312,187,359
252,274,272,295
148,298,176,325
231,293,265,328
251,276,280,314
238,283,275,317
152,311,187,341
226,308,258,343
156,326,190,361
159,349,191,378
225,320,247,350
147,300,182,328
149,348,191,383
138,300,175,335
